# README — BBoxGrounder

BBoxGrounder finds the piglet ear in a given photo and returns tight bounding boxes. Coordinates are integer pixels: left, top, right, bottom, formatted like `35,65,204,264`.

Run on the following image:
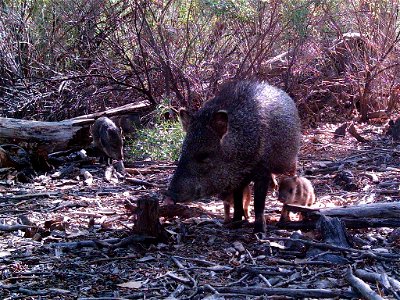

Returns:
179,108,192,132
211,110,228,139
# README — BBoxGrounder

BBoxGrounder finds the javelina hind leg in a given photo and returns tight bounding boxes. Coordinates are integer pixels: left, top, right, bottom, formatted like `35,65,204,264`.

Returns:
223,200,231,223
242,185,251,219
253,175,269,233
232,187,245,222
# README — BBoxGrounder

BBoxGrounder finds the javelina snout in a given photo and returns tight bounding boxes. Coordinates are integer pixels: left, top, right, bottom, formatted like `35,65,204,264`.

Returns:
168,81,301,233
91,116,124,163
168,110,229,202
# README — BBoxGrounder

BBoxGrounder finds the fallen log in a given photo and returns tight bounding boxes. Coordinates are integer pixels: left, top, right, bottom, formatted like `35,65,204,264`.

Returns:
0,101,151,153
321,202,400,218
280,202,400,219
278,218,400,230
0,117,92,151
276,202,400,230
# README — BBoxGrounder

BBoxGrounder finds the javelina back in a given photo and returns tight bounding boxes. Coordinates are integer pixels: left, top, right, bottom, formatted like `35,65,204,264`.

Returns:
278,176,315,221
167,81,301,232
91,117,124,163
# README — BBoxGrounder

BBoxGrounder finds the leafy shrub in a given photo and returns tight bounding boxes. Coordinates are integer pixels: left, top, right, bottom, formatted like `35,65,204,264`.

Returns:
127,103,185,161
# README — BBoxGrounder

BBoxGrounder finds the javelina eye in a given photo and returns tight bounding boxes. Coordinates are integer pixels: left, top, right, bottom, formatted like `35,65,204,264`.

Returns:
195,152,211,164
289,188,294,194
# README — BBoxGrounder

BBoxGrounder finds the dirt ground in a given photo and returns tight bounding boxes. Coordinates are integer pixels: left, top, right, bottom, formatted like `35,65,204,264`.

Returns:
1,122,399,299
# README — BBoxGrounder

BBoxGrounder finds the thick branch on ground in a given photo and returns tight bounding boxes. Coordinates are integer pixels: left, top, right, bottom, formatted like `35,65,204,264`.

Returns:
282,202,400,219
212,286,356,298
346,267,384,300
0,224,34,232
354,269,400,299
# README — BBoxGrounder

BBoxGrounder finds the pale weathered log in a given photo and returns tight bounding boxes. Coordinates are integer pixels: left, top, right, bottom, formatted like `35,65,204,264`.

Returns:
321,202,400,218
72,101,151,120
0,101,151,152
277,202,400,230
283,202,400,219
278,218,400,230
0,117,92,149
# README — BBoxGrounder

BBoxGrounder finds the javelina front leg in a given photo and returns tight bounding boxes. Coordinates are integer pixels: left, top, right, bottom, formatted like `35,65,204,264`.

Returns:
223,200,232,223
253,175,269,233
232,187,245,222
279,206,290,222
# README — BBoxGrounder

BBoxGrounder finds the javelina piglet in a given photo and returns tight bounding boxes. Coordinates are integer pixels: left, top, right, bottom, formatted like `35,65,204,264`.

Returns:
91,117,124,164
222,185,251,223
278,176,315,222
167,80,301,232
222,174,278,223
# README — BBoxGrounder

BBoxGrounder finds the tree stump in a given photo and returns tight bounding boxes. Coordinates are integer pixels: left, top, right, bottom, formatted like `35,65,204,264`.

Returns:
306,215,351,264
135,195,164,239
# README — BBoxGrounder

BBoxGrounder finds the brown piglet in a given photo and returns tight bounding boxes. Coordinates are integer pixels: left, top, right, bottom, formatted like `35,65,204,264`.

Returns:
222,185,251,223
278,176,315,221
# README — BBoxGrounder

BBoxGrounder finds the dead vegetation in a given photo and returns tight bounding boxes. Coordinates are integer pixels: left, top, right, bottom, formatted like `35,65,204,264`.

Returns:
1,1,399,123
1,1,400,299
0,122,399,299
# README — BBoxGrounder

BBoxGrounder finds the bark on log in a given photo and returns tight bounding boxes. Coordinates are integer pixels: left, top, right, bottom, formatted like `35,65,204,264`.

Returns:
305,215,351,264
317,215,350,248
277,202,400,230
321,202,400,218
278,218,400,230
0,101,151,152
282,202,400,219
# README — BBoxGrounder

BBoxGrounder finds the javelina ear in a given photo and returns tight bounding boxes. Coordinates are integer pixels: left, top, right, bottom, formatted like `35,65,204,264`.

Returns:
211,110,228,139
179,108,192,132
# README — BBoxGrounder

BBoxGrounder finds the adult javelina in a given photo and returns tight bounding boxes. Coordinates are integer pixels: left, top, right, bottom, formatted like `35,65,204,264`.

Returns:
91,117,124,164
167,81,301,232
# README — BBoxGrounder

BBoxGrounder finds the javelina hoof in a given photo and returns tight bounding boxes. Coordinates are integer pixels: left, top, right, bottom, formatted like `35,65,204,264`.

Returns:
253,220,266,233
225,219,247,229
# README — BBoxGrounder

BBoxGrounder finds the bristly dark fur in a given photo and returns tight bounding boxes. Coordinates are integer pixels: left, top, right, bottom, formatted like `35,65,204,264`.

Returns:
91,117,124,162
168,80,301,232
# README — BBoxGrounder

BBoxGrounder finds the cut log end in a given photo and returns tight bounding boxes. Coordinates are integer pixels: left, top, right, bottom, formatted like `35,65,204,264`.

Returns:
135,195,166,240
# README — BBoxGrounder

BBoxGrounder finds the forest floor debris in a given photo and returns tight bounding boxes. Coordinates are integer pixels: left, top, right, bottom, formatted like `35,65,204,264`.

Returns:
1,123,399,299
